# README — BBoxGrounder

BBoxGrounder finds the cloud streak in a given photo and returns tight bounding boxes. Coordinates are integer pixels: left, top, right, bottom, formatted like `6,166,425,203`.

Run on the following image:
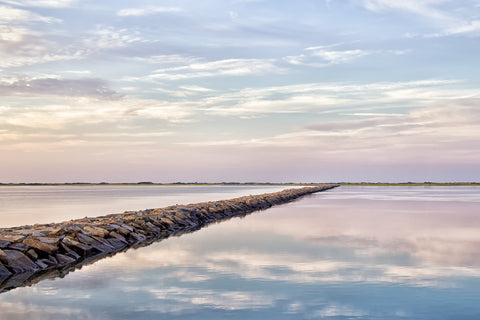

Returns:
0,78,121,99
117,6,183,17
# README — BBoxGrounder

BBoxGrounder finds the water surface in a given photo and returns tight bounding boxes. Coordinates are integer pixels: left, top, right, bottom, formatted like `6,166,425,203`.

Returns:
1,186,479,319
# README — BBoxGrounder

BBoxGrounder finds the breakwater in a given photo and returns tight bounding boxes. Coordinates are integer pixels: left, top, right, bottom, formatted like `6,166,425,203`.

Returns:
0,184,338,292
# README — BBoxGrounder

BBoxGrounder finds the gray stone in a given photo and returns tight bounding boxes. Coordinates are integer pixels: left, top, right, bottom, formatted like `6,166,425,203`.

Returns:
26,249,38,260
62,237,92,257
77,233,114,253
3,250,39,274
0,249,6,263
8,243,28,252
0,261,12,278
59,242,81,260
105,238,128,250
55,253,76,266
128,232,147,243
108,231,127,243
0,239,10,249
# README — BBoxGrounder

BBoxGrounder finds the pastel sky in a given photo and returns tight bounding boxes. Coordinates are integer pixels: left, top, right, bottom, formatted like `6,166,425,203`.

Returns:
1,0,479,183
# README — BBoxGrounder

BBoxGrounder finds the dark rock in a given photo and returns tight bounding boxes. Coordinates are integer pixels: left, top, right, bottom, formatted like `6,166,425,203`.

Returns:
55,254,76,266
0,261,12,278
3,250,40,274
0,249,6,263
108,231,127,243
120,224,134,232
59,242,81,260
62,237,92,257
35,259,50,269
105,238,128,250
0,240,10,249
35,257,57,269
127,232,147,243
26,249,38,260
8,243,28,252
77,233,113,253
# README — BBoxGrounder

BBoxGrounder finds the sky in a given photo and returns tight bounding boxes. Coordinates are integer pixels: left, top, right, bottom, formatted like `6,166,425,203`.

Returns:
0,0,479,183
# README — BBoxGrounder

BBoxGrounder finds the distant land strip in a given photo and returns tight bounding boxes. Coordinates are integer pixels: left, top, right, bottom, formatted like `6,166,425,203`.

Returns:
0,182,478,186
0,184,338,293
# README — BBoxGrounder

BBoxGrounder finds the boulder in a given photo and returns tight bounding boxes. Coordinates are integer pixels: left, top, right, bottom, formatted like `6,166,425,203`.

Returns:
0,249,6,263
0,261,12,278
108,231,127,243
77,233,114,253
55,253,76,266
59,243,81,260
62,237,93,257
83,226,109,238
0,239,10,249
8,243,28,252
26,249,38,260
23,238,58,255
48,227,65,237
2,250,39,274
0,234,24,242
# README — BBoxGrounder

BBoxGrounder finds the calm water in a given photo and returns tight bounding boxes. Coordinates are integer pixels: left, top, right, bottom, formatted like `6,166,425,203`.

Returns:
1,185,480,319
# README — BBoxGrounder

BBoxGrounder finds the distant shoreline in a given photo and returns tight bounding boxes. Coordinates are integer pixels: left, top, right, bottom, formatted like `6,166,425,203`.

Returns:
0,182,479,187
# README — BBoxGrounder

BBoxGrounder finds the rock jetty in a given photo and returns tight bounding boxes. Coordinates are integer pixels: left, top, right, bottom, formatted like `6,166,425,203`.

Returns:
0,184,338,292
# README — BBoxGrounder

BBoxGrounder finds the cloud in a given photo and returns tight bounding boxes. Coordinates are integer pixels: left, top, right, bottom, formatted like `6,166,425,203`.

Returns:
148,58,283,81
357,0,480,37
284,45,404,67
358,0,453,22
0,0,78,7
0,4,61,23
0,94,197,136
131,54,202,65
83,26,143,50
307,47,372,64
117,6,183,17
0,78,121,99
201,79,464,117
0,24,145,69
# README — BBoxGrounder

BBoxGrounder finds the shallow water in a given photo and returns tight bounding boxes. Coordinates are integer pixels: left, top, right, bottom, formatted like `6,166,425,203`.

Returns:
1,186,480,319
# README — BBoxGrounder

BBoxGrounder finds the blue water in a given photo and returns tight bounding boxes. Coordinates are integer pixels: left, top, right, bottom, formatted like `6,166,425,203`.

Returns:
1,186,479,319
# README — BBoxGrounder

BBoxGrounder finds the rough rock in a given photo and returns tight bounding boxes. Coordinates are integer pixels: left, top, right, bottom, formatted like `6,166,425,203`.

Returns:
83,226,109,238
23,238,58,255
62,237,93,257
3,250,40,274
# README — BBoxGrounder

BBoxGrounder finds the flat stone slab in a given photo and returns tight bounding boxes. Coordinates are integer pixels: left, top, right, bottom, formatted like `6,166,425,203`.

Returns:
0,185,338,292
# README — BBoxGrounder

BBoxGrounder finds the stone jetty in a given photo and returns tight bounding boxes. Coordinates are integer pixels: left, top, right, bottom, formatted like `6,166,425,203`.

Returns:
0,184,338,292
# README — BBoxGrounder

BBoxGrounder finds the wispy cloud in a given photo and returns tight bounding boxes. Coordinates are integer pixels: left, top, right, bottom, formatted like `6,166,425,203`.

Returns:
117,6,183,17
0,77,121,99
146,58,283,81
202,79,465,117
284,45,406,67
83,26,143,50
0,0,79,8
357,0,480,37
0,4,61,23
